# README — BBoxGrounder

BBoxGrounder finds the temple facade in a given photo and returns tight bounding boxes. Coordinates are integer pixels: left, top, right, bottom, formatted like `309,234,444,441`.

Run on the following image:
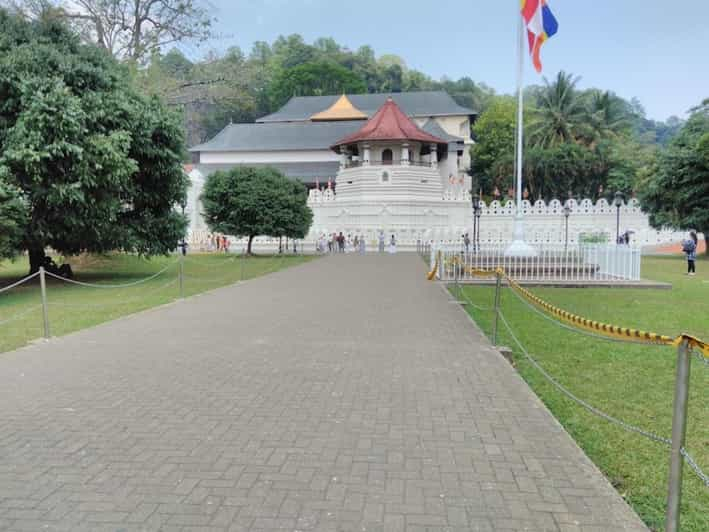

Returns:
185,91,685,251
185,91,474,240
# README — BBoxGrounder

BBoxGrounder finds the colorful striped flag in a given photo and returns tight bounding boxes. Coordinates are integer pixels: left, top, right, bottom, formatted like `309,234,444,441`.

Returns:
521,0,559,73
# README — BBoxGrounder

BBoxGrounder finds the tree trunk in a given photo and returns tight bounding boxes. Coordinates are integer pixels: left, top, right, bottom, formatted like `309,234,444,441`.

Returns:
247,235,254,255
28,246,46,275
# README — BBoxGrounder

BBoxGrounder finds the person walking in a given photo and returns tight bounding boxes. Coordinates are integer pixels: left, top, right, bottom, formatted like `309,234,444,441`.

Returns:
359,235,366,254
338,232,345,253
683,230,698,275
463,233,470,254
388,234,397,254
378,231,385,253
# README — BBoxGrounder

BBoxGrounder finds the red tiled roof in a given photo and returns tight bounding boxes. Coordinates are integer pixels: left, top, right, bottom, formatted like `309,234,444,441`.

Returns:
331,97,446,151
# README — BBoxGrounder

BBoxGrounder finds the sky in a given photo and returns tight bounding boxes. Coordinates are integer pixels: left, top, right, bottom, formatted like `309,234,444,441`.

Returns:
192,0,709,121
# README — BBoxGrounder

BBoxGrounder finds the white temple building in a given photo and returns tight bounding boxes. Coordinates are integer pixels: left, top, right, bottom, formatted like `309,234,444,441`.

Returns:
185,92,688,251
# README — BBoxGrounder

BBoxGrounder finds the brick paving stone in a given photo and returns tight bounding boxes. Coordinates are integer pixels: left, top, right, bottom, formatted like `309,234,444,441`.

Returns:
0,254,648,531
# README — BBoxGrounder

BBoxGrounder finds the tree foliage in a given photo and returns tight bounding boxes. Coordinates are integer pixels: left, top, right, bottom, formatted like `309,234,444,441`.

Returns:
470,68,678,202
0,8,188,271
201,167,313,254
269,60,367,109
130,35,498,145
6,0,213,63
638,100,709,252
0,180,26,259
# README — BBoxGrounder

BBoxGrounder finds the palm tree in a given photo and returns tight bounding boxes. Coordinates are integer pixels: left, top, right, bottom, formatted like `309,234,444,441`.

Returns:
586,90,629,145
528,71,588,148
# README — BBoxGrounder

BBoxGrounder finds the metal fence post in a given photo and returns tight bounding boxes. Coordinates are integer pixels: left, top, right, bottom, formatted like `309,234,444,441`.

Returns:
454,256,460,298
39,266,50,339
178,252,184,298
665,338,691,532
492,271,502,346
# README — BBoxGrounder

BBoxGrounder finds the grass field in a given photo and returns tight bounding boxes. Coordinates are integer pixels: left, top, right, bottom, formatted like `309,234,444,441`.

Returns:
454,255,709,531
0,252,314,354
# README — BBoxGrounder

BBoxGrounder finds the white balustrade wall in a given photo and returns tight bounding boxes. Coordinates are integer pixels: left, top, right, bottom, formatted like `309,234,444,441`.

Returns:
187,192,697,253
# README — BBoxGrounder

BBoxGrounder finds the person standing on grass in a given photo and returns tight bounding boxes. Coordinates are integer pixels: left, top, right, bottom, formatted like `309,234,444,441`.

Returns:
683,230,698,275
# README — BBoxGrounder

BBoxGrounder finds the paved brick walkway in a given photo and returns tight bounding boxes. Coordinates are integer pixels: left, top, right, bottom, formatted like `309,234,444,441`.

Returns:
0,253,647,531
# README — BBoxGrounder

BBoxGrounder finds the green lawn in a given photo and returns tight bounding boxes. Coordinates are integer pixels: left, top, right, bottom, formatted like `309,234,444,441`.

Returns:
454,255,709,531
0,252,314,354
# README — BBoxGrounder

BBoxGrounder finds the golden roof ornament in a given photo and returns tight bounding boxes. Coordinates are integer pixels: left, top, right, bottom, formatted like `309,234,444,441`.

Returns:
310,94,368,121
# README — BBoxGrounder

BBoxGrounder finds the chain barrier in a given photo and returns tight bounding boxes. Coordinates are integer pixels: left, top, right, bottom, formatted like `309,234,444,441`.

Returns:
0,271,39,294
496,309,674,446
440,261,709,508
504,274,709,358
47,278,179,309
681,448,709,488
45,262,177,288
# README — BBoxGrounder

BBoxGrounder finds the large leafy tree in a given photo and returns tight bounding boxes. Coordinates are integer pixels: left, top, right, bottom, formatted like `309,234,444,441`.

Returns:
0,9,188,272
638,99,709,253
6,0,213,63
470,97,518,194
201,167,312,255
268,60,367,109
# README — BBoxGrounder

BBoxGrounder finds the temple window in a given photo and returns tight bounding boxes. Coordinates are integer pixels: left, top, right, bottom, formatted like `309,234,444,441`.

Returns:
381,171,389,183
382,149,393,165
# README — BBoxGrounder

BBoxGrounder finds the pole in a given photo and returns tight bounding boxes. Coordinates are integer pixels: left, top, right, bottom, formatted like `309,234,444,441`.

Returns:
515,13,524,219
39,266,50,339
564,214,569,255
178,251,184,298
240,246,246,281
492,271,502,346
665,338,691,532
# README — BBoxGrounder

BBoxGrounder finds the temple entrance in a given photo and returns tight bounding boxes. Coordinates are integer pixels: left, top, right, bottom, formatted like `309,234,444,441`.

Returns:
382,148,393,165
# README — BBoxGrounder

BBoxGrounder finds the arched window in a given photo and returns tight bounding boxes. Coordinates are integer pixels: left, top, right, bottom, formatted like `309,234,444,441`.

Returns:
381,148,393,165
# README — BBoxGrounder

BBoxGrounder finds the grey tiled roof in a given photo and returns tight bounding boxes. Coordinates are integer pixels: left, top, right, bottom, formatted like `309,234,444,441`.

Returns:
190,121,362,152
193,162,339,184
421,119,464,143
257,91,476,123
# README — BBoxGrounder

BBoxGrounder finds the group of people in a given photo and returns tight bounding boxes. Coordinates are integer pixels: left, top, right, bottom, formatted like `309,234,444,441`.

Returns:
316,231,398,254
207,234,230,253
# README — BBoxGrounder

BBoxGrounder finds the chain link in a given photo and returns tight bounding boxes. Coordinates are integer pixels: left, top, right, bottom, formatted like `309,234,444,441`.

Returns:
45,262,176,288
453,285,492,312
505,282,670,346
0,271,39,294
496,309,673,446
48,278,179,308
681,448,709,487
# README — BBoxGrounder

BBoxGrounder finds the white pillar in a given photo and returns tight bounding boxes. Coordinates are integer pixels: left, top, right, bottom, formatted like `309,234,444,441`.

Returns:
401,143,410,166
339,150,347,169
430,144,438,169
363,144,371,166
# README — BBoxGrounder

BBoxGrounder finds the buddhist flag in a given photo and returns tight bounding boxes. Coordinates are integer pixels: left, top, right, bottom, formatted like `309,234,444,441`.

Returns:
521,0,559,73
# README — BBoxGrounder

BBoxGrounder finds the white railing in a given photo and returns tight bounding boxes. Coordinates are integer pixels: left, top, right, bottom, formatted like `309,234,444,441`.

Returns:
432,242,642,282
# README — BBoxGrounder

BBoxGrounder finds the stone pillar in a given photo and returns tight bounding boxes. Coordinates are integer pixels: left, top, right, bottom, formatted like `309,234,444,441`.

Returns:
339,150,347,170
401,143,410,166
363,144,371,166
430,144,438,169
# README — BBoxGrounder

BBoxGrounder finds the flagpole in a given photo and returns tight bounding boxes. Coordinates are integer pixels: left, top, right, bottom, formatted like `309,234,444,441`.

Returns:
515,12,524,217
505,4,537,257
